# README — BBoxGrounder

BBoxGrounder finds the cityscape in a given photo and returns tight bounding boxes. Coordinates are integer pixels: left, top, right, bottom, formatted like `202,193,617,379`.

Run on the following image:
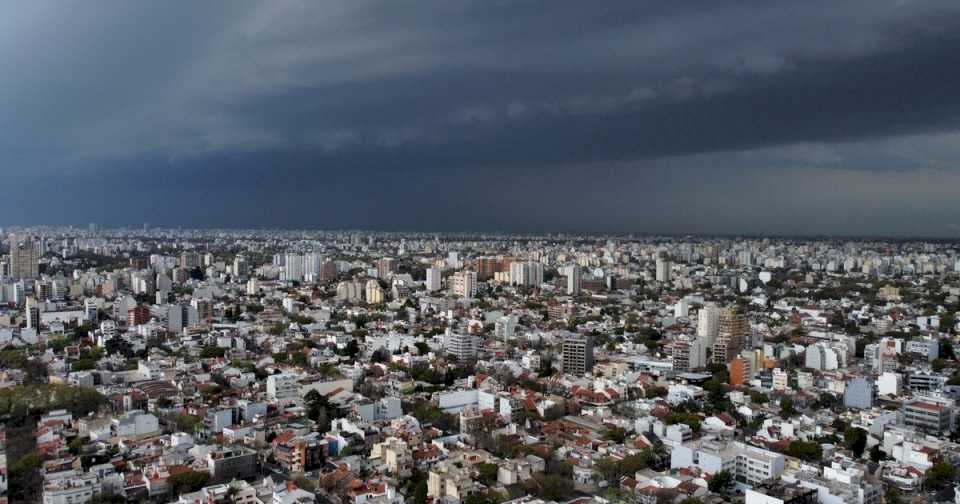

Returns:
4,2,960,504
0,228,958,504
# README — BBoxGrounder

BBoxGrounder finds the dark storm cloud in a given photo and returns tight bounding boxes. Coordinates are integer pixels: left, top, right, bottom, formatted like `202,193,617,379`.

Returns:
3,0,960,235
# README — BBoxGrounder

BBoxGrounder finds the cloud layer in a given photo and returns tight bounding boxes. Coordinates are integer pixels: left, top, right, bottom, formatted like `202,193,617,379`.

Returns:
3,1,960,236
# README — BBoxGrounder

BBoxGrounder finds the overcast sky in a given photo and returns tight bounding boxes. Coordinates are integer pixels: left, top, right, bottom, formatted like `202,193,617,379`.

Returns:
4,1,960,236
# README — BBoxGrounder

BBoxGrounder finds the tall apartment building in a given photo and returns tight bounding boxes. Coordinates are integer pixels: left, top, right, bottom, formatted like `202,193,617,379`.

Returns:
320,259,337,283
562,335,594,376
712,309,748,365
655,256,672,283
8,234,39,280
729,357,750,386
426,266,442,292
697,303,720,347
365,280,385,304
474,256,499,279
180,252,201,269
376,257,395,279
452,270,477,298
283,253,304,282
84,298,99,322
25,296,40,329
509,261,544,288
564,264,581,296
672,335,707,372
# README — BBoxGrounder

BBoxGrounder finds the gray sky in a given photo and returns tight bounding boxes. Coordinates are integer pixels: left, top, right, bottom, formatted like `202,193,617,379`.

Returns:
4,1,960,236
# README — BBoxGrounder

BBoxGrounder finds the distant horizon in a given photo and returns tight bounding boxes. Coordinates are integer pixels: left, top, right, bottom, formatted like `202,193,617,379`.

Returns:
4,222,960,243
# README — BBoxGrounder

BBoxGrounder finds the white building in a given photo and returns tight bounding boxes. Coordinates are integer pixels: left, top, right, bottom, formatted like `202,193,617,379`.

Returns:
805,343,839,371
426,266,442,292
442,331,480,361
877,372,903,397
697,303,720,347
112,411,160,440
267,373,300,407
452,270,477,298
772,368,789,391
564,264,581,296
671,438,785,486
655,258,672,283
509,261,544,288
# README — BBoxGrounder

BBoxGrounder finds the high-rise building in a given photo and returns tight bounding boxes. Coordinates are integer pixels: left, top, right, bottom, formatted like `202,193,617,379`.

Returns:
128,305,150,326
233,255,248,278
509,261,544,288
452,270,477,298
84,298,99,322
565,264,581,296
562,334,594,376
25,296,40,329
475,256,499,279
320,259,337,283
697,303,720,347
365,280,385,304
672,335,707,372
426,266,442,292
180,252,201,269
729,357,749,386
303,253,322,279
9,234,40,280
283,253,304,282
655,256,672,283
712,309,748,365
376,257,395,279
336,281,364,302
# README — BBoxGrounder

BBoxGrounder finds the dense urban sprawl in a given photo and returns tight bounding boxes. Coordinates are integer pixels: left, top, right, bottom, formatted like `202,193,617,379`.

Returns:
0,226,958,504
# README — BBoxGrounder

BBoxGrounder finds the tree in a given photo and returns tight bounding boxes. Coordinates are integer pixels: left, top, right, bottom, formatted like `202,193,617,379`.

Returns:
476,462,499,485
885,488,903,504
843,426,868,457
645,385,668,398
168,470,211,495
200,346,226,359
869,444,887,463
528,473,574,502
932,359,949,372
293,476,317,491
340,339,360,359
542,403,566,421
88,493,126,504
10,452,41,480
708,470,734,494
371,347,392,363
665,411,702,433
923,462,956,491
779,397,797,417
68,436,89,455
787,440,823,462
603,427,628,444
